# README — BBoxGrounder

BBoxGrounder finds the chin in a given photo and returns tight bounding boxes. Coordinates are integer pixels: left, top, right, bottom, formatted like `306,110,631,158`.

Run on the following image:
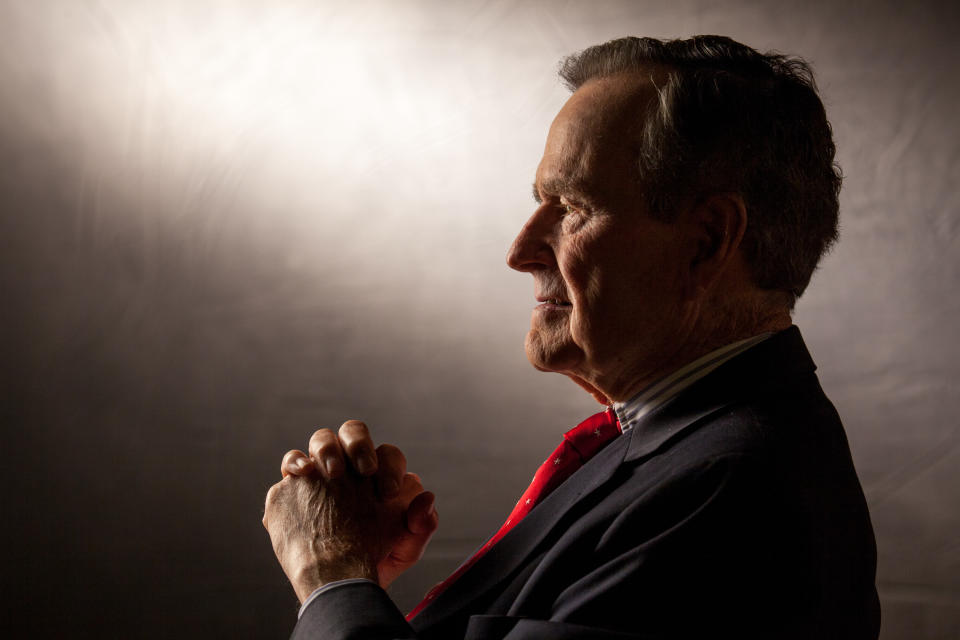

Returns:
524,328,583,374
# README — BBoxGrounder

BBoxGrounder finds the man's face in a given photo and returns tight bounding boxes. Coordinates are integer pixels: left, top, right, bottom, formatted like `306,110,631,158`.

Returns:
507,75,698,402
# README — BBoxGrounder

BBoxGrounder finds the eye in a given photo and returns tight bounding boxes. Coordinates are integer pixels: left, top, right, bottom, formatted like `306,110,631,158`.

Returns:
559,200,588,232
559,198,580,216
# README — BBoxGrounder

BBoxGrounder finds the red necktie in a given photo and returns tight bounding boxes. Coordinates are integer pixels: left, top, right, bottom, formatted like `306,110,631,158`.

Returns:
407,408,621,620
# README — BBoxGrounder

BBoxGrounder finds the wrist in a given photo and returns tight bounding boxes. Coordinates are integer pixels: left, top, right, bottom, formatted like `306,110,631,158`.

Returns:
291,564,324,604
291,560,377,603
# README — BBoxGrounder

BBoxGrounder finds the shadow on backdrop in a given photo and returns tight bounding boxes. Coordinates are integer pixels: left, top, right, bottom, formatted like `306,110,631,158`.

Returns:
2,1,958,638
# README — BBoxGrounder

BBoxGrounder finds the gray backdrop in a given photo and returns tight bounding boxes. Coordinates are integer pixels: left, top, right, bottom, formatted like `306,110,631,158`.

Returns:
2,1,957,638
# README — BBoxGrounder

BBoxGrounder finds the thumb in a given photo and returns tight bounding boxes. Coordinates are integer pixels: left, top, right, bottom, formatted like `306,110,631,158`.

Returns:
378,491,439,589
389,492,438,565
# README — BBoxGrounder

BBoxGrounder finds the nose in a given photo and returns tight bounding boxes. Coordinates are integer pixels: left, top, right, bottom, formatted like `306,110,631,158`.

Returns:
506,207,556,272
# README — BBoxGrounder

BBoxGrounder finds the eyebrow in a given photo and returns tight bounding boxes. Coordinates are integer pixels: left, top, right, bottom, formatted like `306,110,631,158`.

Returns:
532,176,588,205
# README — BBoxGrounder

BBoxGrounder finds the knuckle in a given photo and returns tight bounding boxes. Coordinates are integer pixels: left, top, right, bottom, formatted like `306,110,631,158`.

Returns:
281,450,303,465
313,439,339,457
340,419,370,440
344,440,372,459
266,477,292,500
265,484,279,506
376,443,406,470
309,429,338,454
310,428,336,445
376,442,400,457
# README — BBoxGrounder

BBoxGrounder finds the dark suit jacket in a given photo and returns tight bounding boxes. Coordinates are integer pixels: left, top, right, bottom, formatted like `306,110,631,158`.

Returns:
292,327,880,639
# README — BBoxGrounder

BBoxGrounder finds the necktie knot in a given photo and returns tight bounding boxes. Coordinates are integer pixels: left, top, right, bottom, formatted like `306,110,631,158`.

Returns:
564,406,621,461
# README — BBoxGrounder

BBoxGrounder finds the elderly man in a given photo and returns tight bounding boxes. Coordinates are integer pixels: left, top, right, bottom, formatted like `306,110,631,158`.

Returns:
263,35,880,639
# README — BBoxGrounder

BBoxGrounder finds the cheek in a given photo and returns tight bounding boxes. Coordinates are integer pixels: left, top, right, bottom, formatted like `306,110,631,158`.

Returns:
557,237,602,302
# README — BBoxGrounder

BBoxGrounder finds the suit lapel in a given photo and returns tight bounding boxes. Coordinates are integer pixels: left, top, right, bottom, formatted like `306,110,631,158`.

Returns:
411,397,740,631
623,396,736,462
412,326,817,631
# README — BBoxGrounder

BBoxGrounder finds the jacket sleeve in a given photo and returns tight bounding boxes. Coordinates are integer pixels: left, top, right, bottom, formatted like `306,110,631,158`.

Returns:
291,581,415,640
293,581,659,640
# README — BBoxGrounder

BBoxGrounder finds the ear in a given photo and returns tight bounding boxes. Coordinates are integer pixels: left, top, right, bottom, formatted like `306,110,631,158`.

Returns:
686,192,747,296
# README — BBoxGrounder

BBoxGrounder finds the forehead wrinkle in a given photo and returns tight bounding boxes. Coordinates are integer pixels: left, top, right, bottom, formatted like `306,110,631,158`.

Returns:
536,75,657,210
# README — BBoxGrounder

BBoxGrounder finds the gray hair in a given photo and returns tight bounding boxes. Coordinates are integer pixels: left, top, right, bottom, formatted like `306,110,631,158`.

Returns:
560,35,841,303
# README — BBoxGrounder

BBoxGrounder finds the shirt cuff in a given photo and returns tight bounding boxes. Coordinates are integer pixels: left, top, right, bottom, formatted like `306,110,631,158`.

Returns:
297,578,379,619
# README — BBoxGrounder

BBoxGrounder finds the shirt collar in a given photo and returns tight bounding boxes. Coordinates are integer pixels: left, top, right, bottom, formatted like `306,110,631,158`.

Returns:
613,333,773,433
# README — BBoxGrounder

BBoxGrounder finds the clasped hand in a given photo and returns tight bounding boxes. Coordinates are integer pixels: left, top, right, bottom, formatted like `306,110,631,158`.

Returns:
262,420,439,603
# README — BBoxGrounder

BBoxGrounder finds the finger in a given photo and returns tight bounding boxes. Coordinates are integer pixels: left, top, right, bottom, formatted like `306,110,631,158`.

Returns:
374,444,407,499
396,472,425,505
405,491,439,535
281,449,313,478
339,420,378,476
397,472,424,501
309,428,346,479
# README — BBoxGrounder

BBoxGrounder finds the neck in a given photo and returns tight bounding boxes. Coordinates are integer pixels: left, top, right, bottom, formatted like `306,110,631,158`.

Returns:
597,296,792,403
